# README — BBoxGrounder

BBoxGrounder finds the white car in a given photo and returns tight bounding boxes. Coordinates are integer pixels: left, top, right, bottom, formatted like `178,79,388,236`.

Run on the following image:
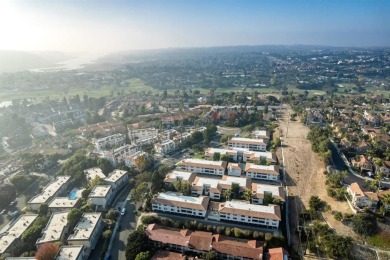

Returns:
121,208,126,215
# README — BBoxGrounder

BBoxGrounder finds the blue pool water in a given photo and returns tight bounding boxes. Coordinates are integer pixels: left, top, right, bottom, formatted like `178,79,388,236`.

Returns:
69,190,78,200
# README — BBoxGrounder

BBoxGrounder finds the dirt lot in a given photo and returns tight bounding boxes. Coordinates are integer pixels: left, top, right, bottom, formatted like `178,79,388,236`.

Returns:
275,105,355,253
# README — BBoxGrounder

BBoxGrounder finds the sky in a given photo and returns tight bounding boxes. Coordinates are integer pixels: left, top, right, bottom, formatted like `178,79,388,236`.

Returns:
0,0,389,54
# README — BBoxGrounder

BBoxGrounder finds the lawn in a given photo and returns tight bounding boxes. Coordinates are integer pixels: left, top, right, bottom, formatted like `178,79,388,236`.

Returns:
366,231,390,250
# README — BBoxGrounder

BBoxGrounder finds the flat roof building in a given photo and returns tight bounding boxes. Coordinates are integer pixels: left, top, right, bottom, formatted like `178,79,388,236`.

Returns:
56,245,84,260
48,197,81,213
28,176,71,210
67,213,103,258
104,169,129,190
152,192,210,218
0,214,39,254
88,185,113,209
36,212,69,246
228,137,267,152
251,183,285,205
164,170,197,185
84,167,106,183
180,158,227,176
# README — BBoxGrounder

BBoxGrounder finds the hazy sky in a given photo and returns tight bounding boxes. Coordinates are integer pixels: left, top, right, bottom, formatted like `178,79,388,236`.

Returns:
0,0,389,54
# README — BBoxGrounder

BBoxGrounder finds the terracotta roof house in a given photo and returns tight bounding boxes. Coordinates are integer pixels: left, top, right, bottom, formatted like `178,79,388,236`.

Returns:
266,247,289,260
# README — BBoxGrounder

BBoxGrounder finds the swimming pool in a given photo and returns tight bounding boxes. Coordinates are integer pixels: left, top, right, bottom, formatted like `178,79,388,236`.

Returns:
68,188,79,200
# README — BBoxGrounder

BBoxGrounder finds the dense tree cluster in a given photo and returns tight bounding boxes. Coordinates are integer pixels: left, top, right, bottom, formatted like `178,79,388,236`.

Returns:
0,184,16,209
307,126,332,163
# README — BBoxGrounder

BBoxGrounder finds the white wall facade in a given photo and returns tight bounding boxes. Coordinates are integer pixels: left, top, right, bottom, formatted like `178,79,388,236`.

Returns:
152,203,207,217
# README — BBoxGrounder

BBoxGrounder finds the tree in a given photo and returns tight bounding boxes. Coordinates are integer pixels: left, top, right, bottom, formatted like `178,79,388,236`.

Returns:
38,203,48,216
242,189,252,202
97,158,114,174
10,174,36,194
204,251,217,260
220,154,230,162
351,214,377,236
90,176,105,188
125,231,149,260
106,209,119,221
231,183,240,199
309,196,326,211
67,209,82,225
130,182,149,204
102,229,112,239
381,194,390,213
135,251,151,260
220,134,233,143
0,184,16,209
213,152,221,161
135,154,154,172
35,243,60,260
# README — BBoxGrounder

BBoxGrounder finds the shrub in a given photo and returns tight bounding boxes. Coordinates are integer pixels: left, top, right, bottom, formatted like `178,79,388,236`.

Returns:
351,214,377,236
333,211,343,221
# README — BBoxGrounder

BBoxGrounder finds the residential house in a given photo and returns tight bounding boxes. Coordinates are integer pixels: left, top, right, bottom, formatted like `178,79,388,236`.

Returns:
228,138,267,152
180,159,227,176
67,213,104,258
245,163,280,182
28,176,71,210
151,192,210,218
266,247,289,260
351,155,373,173
347,182,378,210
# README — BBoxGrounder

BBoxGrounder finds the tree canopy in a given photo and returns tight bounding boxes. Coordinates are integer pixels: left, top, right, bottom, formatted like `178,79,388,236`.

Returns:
125,230,149,260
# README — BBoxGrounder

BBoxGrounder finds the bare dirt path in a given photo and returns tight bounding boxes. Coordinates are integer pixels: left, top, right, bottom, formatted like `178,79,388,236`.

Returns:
276,105,355,255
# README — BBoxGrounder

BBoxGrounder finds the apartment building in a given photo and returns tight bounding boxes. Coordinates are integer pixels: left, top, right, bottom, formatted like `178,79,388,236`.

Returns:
204,148,238,161
145,224,264,260
67,213,104,258
128,127,158,143
104,169,129,190
151,192,210,218
347,182,379,210
94,133,125,151
0,214,39,254
191,175,251,200
164,170,197,186
251,183,285,205
28,176,71,210
56,245,85,260
48,197,81,213
180,159,227,176
228,137,267,152
251,130,270,141
88,185,114,209
214,200,281,229
227,163,243,176
155,140,177,155
240,150,277,164
36,212,69,246
84,167,106,184
102,144,140,167
245,163,280,182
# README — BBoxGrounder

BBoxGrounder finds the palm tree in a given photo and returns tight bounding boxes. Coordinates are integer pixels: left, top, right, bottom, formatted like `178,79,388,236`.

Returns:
242,189,252,203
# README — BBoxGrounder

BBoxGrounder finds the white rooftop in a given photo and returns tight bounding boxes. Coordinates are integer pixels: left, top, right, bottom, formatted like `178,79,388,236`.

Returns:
182,158,226,167
194,176,249,189
84,167,106,182
156,192,205,205
243,150,273,158
96,133,124,142
89,185,111,198
205,148,237,154
229,137,266,144
0,214,38,254
224,200,276,214
36,212,69,245
56,245,84,260
166,171,195,181
252,130,268,137
104,169,128,183
247,164,276,170
29,176,71,205
112,144,137,153
48,197,80,209
254,184,282,196
67,213,102,241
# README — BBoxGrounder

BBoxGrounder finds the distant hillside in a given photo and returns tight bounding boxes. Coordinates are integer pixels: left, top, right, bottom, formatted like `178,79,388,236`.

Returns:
0,50,73,73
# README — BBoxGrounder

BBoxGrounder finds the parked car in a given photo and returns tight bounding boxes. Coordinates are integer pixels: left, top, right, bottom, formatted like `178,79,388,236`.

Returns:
116,224,121,231
10,201,17,207
121,208,126,215
0,209,7,215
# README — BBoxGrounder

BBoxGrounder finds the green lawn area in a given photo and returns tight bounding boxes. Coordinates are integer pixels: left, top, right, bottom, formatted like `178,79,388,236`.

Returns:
366,231,390,250
193,153,205,159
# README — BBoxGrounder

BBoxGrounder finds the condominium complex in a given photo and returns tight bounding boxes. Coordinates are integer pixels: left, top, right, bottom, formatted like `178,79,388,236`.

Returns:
36,212,69,246
180,159,227,176
228,137,267,152
251,183,286,204
56,245,85,260
0,214,38,254
94,133,125,150
102,144,139,167
164,170,197,185
245,163,280,182
104,169,129,190
88,185,114,209
151,192,210,218
28,176,71,210
48,197,81,213
84,167,106,183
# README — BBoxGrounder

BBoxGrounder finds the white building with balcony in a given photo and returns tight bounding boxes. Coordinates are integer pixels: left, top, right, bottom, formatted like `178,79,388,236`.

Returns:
151,192,210,218
245,163,279,182
251,183,285,205
228,138,267,152
180,159,227,176
102,144,139,167
94,133,125,151
104,169,129,191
